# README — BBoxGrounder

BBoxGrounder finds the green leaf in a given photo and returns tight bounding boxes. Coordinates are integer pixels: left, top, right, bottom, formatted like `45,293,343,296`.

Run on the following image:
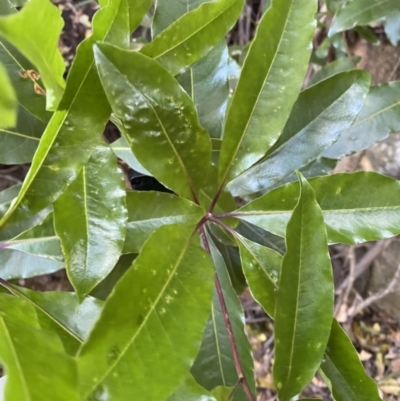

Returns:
123,191,204,253
2,212,62,261
192,232,255,401
110,136,151,175
324,81,400,159
237,236,282,317
0,185,51,242
179,40,231,140
8,285,103,343
329,0,400,36
385,12,400,45
167,374,217,401
94,42,212,201
141,0,244,76
0,294,79,401
218,0,317,185
308,58,360,87
321,320,383,401
0,0,130,231
226,70,370,196
78,224,214,401
0,5,54,163
53,144,127,300
90,254,136,301
127,0,152,32
236,172,400,244
273,173,333,401
0,62,16,128
0,0,65,110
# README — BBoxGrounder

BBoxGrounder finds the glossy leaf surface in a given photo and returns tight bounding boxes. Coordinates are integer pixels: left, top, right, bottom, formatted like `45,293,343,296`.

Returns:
0,294,79,401
0,0,65,110
167,374,217,401
179,39,231,140
218,0,317,185
10,286,103,343
329,0,400,36
78,224,214,401
236,172,400,244
54,144,127,300
3,212,62,261
273,174,333,401
192,232,255,401
308,58,359,87
0,62,16,128
127,0,152,32
321,320,383,401
0,0,129,230
238,236,282,317
94,43,211,201
123,191,203,253
227,70,370,196
385,12,400,46
324,81,400,159
110,136,150,175
141,0,244,75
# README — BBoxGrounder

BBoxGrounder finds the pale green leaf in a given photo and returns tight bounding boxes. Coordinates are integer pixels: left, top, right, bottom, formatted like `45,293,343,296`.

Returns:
167,374,217,401
78,224,214,401
0,62,16,128
53,144,127,300
0,0,65,110
385,12,400,45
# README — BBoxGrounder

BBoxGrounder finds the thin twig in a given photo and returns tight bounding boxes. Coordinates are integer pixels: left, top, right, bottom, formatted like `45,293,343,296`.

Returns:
200,225,256,401
349,264,400,318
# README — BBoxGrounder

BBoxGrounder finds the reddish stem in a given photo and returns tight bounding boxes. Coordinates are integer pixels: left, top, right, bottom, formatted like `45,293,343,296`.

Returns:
200,225,256,401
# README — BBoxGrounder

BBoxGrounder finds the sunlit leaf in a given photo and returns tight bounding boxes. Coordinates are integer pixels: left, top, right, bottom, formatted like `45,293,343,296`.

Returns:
0,62,16,128
324,81,400,159
78,224,214,401
329,0,400,36
218,0,317,185
227,70,370,196
235,172,400,245
141,0,244,75
127,0,152,32
123,191,204,253
0,0,130,231
0,0,65,110
94,42,212,201
53,144,127,300
273,174,333,401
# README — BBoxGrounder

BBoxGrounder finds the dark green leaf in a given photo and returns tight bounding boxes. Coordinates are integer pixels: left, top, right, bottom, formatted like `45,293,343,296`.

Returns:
273,174,333,401
123,191,204,253
0,294,79,401
78,224,214,401
237,236,281,317
0,0,65,110
0,0,130,231
141,0,244,76
329,0,400,36
324,81,400,159
227,70,370,196
53,144,127,300
321,320,383,401
236,172,400,244
94,43,212,201
0,62,16,128
192,231,255,401
218,0,317,185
